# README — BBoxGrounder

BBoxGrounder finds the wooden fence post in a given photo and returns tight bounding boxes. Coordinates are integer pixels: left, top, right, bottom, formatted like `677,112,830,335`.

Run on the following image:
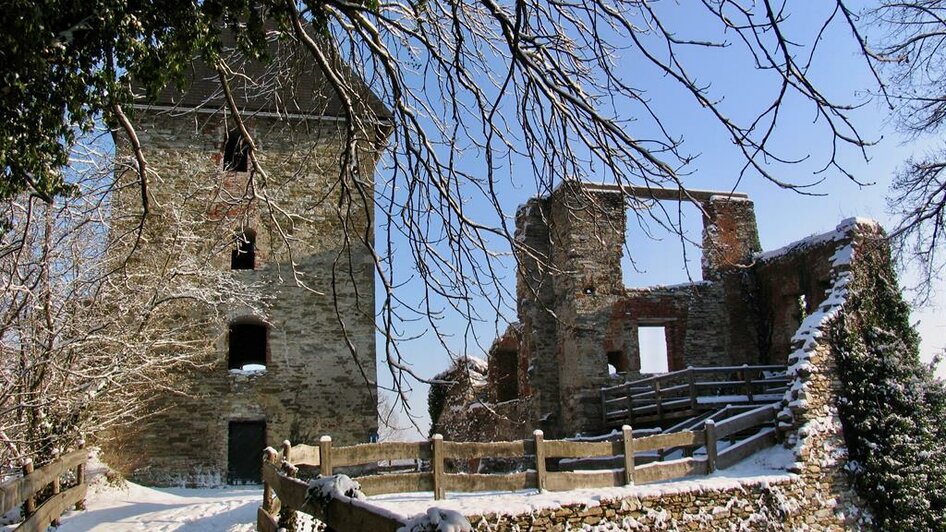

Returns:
319,436,333,477
654,378,663,426
743,364,754,402
687,367,698,411
533,430,546,492
282,440,292,464
600,389,608,427
22,458,35,518
431,434,445,500
262,447,278,513
625,383,634,426
51,449,61,526
75,440,86,511
704,419,718,474
622,425,635,485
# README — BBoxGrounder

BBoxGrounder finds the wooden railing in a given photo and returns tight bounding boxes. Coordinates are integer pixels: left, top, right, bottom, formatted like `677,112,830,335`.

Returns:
600,365,789,428
0,444,88,532
258,404,779,531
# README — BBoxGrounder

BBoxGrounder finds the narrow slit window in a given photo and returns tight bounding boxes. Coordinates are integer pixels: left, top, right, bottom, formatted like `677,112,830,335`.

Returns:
228,320,267,370
231,229,256,270
638,326,669,374
224,130,249,172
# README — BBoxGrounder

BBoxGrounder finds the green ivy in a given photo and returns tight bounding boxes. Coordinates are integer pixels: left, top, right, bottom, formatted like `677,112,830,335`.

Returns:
829,241,946,531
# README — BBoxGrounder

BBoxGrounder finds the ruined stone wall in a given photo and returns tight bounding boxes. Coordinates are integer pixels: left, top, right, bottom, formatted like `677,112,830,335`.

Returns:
546,185,626,436
463,221,876,531
108,111,379,485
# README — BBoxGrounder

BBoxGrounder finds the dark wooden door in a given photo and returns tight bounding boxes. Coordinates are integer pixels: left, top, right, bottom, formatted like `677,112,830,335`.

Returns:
228,420,266,484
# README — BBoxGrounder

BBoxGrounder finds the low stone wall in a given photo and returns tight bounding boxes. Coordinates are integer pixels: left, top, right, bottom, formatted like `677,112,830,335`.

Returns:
464,475,850,530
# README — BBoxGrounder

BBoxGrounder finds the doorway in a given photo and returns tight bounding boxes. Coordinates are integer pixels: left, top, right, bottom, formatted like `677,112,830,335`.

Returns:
228,420,266,484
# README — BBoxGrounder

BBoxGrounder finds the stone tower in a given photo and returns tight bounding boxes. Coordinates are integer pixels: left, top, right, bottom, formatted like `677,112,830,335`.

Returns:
108,36,389,485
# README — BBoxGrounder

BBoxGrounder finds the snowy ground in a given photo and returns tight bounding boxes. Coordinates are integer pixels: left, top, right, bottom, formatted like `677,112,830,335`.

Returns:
54,481,261,532
10,445,793,530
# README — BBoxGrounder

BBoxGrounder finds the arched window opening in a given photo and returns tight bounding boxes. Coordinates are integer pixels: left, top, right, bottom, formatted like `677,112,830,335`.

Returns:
223,130,249,172
607,350,629,375
228,319,267,371
231,229,256,270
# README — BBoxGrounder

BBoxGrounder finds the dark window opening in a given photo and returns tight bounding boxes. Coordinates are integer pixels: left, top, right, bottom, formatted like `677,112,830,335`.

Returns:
638,326,669,374
607,350,629,375
492,349,519,402
231,229,256,270
228,420,266,484
228,320,267,370
224,130,249,172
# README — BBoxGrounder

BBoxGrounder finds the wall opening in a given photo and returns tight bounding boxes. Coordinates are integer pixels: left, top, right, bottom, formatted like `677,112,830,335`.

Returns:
492,349,519,402
638,326,669,374
622,201,704,288
231,229,256,270
228,319,267,370
227,420,266,484
223,130,249,172
607,350,629,375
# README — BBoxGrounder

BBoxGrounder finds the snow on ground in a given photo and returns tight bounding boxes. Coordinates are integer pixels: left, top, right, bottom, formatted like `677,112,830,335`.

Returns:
54,480,261,532
365,445,796,522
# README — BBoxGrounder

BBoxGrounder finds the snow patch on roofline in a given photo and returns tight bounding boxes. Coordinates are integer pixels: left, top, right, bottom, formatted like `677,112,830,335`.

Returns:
754,217,880,263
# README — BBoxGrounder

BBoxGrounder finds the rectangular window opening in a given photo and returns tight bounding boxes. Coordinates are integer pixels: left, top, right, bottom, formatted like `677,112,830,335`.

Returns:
638,326,669,374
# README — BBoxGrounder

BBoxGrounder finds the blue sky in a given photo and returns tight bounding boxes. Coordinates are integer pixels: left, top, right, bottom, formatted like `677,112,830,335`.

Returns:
373,3,946,438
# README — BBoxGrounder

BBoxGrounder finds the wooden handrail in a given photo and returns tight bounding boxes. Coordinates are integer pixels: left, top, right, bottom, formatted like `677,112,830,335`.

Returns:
0,446,87,531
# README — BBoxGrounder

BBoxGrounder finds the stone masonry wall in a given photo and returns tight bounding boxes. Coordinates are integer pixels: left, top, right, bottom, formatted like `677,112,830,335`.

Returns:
462,221,876,531
107,110,380,485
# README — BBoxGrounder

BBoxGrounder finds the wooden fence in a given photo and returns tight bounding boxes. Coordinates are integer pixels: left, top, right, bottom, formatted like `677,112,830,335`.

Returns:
258,403,779,531
600,365,789,428
0,444,87,532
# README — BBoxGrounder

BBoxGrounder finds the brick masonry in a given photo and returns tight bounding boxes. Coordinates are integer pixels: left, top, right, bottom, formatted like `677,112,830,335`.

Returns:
105,109,383,486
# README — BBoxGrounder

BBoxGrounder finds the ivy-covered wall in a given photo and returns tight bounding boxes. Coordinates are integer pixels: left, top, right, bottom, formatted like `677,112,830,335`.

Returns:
829,239,946,531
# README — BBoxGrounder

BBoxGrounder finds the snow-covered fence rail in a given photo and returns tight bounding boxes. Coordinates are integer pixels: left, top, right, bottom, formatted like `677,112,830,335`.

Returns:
600,364,789,428
259,403,779,529
0,443,87,532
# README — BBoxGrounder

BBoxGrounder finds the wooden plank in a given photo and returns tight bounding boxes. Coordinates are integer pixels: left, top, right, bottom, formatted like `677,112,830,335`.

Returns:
0,450,86,516
314,498,405,532
284,444,320,466
263,462,309,510
441,439,533,460
445,472,536,493
717,428,777,470
545,470,623,491
628,408,698,426
543,440,619,459
16,483,87,532
632,458,706,484
690,365,786,374
265,463,405,532
633,430,703,452
333,442,430,467
257,506,279,532
715,404,777,439
358,473,433,496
